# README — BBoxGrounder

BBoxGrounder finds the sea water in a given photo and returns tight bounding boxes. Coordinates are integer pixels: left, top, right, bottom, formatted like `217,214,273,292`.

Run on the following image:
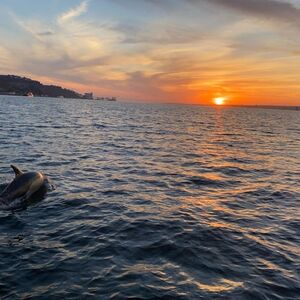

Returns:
0,96,299,299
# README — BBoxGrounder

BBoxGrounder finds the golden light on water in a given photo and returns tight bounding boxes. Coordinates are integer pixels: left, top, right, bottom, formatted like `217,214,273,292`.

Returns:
214,97,226,106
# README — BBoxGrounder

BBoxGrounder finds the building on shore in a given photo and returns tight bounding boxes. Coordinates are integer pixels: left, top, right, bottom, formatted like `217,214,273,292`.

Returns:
83,92,93,100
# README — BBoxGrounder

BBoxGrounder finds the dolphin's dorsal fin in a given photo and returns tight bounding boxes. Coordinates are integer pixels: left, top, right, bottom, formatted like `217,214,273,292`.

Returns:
10,165,23,177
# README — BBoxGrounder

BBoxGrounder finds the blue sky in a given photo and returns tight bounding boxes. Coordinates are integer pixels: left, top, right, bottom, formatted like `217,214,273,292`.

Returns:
0,0,300,105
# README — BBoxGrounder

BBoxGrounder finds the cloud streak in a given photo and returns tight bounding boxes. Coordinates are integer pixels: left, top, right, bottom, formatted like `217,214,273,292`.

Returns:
201,0,300,28
58,0,89,24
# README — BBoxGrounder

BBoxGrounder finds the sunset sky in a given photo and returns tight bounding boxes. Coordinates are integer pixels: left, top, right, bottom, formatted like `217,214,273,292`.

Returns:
0,0,300,105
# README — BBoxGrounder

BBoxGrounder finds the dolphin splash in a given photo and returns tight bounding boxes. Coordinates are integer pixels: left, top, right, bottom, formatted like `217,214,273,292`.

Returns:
0,165,54,210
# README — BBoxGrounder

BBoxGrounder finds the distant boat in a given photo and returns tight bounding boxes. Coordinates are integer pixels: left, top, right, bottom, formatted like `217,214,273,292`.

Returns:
95,96,117,101
25,92,34,97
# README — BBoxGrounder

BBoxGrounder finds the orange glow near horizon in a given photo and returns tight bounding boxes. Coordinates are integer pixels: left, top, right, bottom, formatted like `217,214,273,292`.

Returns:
1,0,300,106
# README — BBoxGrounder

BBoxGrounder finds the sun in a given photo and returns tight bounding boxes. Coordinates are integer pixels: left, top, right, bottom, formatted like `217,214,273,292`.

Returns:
214,97,226,105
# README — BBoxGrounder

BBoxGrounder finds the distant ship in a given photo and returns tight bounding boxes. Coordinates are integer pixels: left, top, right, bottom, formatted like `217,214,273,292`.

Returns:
95,96,117,101
25,92,34,97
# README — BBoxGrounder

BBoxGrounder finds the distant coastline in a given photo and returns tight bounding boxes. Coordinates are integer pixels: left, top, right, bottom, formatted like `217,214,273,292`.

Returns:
224,105,300,111
0,75,116,101
158,102,300,111
161,102,300,111
0,75,298,110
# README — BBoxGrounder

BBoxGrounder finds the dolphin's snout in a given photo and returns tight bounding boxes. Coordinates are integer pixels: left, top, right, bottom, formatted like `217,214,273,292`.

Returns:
44,177,56,191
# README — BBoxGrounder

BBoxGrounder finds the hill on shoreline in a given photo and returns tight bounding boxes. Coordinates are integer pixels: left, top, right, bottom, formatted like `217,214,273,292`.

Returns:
0,75,82,99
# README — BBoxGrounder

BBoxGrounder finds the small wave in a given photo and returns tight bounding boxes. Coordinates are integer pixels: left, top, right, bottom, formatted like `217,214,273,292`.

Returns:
213,166,251,176
93,123,107,129
184,175,240,188
102,189,131,196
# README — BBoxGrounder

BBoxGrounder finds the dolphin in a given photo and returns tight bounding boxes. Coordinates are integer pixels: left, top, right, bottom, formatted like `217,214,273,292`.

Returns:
0,165,54,210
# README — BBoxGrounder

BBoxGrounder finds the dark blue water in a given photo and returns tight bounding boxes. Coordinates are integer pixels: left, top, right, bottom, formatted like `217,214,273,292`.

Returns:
0,96,299,299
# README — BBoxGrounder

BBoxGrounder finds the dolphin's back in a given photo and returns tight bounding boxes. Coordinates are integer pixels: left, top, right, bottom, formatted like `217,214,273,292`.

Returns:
0,172,41,201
